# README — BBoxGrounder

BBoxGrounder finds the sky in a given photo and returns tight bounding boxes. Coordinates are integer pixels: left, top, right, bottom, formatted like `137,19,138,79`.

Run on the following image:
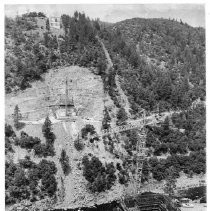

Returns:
5,4,205,27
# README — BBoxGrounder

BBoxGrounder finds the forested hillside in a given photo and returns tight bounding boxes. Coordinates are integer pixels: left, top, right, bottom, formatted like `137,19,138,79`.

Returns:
98,18,206,183
5,12,206,209
5,11,106,93
99,18,205,115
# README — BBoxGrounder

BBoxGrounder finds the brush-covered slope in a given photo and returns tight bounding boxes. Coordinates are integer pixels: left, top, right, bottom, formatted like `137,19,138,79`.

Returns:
98,17,206,188
99,17,205,114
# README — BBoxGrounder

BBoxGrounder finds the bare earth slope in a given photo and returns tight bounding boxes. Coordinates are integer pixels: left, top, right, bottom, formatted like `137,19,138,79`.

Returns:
5,66,125,209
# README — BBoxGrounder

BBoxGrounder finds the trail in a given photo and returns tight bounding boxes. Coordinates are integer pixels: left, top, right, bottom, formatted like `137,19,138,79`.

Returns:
115,75,131,118
97,36,113,73
98,37,131,117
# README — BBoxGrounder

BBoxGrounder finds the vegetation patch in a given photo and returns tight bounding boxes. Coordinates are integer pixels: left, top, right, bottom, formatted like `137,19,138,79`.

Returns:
5,11,106,93
82,155,116,192
5,158,57,205
59,149,71,175
81,124,96,139
14,116,56,157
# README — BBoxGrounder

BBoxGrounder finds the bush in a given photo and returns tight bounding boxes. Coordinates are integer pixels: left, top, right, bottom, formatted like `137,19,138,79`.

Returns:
18,135,41,149
116,108,128,126
74,138,84,151
81,124,96,139
5,124,16,137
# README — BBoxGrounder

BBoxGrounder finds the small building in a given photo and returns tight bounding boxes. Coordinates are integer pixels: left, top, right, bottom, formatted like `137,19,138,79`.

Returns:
49,17,61,29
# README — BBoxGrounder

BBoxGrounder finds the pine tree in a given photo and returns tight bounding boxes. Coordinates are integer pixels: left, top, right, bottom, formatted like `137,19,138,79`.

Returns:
59,149,70,175
42,116,52,140
13,105,22,129
46,18,50,31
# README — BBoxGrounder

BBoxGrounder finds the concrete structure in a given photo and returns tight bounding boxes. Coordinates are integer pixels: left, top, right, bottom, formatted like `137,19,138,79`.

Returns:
49,17,61,29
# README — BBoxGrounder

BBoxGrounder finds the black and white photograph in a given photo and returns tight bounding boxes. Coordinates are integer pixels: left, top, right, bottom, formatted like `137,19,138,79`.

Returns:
3,2,207,211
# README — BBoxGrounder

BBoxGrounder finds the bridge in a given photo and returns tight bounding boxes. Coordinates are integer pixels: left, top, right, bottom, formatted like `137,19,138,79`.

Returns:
101,110,177,136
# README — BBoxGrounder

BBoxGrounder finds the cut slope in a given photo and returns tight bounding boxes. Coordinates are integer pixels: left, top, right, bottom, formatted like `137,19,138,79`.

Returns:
5,65,127,209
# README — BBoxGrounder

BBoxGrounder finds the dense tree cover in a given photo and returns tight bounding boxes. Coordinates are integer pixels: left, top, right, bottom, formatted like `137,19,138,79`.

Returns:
23,12,46,18
99,18,205,114
139,104,206,182
148,150,206,182
146,105,205,156
5,11,106,93
82,155,116,192
59,149,71,175
5,16,45,92
122,130,139,155
5,158,57,204
15,131,41,149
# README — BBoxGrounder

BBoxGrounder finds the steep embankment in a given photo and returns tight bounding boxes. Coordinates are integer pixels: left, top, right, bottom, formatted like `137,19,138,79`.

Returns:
5,65,129,209
99,38,131,118
98,17,206,195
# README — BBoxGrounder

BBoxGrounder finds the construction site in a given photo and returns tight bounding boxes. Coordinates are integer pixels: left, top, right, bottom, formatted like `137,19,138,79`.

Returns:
5,38,206,211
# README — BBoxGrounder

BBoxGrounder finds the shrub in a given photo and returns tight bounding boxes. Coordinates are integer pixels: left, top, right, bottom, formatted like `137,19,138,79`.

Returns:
116,108,128,126
81,124,96,139
5,124,16,137
19,135,41,149
74,138,84,151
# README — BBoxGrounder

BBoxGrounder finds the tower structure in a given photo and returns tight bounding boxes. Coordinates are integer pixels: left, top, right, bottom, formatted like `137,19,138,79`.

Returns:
65,78,68,116
65,77,74,117
135,128,147,193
